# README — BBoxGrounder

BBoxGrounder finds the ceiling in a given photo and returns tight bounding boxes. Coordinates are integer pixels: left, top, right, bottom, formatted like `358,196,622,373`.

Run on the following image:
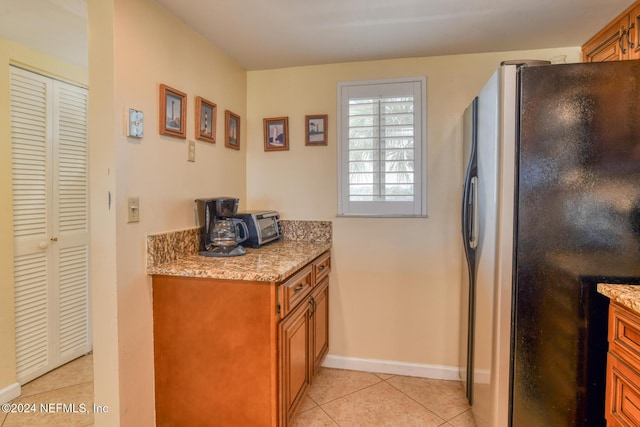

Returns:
0,0,635,71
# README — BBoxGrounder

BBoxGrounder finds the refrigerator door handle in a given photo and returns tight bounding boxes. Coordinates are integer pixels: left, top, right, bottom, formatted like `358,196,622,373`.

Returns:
469,176,479,249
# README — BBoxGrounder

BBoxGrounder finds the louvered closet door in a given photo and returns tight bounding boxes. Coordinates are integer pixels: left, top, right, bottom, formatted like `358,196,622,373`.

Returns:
10,66,91,384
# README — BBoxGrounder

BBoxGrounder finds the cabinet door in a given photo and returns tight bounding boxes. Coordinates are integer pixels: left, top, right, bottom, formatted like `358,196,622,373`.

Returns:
311,277,329,373
583,15,629,62
629,5,640,59
279,298,312,426
606,351,640,426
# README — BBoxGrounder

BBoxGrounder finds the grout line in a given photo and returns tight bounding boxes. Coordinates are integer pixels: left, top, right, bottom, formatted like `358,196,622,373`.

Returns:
318,405,340,426
17,380,94,401
311,374,383,406
312,368,471,425
383,377,450,424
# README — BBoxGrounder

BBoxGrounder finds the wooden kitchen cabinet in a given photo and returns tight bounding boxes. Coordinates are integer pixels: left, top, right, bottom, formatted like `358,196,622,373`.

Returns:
583,1,640,62
279,254,331,426
311,277,329,373
605,302,640,426
152,250,330,427
629,5,640,59
279,293,313,426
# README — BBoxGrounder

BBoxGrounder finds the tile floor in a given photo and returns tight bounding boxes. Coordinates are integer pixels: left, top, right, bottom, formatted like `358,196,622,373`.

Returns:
1,353,94,427
293,368,476,427
1,354,476,426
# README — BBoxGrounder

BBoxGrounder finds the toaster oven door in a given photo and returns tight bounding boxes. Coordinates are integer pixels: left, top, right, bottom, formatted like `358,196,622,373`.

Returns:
256,215,280,244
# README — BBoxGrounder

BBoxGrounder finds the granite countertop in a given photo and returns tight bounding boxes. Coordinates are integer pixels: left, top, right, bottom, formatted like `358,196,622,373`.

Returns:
147,240,331,282
598,283,640,315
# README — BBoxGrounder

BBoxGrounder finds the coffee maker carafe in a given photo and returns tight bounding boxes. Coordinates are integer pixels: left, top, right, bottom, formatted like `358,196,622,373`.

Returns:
196,197,248,257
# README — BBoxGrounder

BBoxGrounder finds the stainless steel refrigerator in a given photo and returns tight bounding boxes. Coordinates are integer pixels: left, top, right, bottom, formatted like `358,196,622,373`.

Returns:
460,60,640,427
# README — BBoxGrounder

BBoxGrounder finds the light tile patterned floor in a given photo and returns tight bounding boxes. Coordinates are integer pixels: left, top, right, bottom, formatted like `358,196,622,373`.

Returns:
294,368,477,427
1,354,476,426
1,354,94,427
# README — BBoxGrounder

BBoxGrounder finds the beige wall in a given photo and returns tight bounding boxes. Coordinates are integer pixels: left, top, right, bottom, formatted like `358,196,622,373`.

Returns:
89,0,247,425
246,48,582,368
0,38,88,398
87,0,119,424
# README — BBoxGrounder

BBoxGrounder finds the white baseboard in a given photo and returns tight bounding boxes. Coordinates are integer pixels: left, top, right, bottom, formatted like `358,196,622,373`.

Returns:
322,354,461,381
0,382,21,404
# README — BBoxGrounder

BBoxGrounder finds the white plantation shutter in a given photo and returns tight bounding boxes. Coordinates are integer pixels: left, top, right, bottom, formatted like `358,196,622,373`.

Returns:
10,66,90,384
338,77,427,217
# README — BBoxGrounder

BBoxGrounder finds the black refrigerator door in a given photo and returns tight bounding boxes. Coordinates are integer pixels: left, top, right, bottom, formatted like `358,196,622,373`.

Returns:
461,96,478,404
513,60,640,427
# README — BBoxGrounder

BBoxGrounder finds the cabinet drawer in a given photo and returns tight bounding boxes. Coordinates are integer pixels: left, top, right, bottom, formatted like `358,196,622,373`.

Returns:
313,252,331,284
280,265,313,318
610,303,640,369
606,352,640,426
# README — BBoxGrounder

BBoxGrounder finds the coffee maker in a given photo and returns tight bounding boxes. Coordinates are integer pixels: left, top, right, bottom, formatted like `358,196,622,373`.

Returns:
196,197,248,257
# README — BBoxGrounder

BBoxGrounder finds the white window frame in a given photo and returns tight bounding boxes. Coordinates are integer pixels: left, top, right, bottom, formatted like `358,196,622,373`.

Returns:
337,76,427,217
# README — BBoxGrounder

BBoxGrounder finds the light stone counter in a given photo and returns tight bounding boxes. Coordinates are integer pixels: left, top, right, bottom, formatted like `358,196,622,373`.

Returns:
598,283,640,315
147,240,331,282
146,220,332,282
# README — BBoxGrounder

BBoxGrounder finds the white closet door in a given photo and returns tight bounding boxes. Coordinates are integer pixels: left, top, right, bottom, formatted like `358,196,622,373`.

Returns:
10,66,91,384
53,81,90,360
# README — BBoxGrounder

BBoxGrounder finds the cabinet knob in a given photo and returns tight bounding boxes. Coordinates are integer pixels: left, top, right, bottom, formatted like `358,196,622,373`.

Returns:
39,241,48,250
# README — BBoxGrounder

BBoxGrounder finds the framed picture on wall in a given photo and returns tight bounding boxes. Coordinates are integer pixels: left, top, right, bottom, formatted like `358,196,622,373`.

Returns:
195,96,216,143
159,84,187,138
225,110,240,150
305,114,328,146
263,117,289,151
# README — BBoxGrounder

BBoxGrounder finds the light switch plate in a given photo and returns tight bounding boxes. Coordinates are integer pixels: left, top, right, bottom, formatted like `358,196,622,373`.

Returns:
127,196,140,223
188,140,196,162
127,108,144,138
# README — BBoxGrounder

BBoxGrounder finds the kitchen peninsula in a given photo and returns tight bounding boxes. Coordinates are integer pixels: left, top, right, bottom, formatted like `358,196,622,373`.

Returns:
147,220,331,427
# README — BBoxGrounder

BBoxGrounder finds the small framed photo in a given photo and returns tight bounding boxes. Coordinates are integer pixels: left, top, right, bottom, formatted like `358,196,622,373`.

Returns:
159,84,187,138
195,96,216,143
305,114,328,146
263,117,289,151
225,110,240,150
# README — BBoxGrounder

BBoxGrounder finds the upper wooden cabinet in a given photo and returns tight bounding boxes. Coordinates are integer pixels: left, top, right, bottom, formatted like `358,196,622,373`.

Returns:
583,2,640,62
630,5,640,58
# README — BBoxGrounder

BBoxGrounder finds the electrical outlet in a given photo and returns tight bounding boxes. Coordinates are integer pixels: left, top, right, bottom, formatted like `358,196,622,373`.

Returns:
188,140,196,162
127,196,140,223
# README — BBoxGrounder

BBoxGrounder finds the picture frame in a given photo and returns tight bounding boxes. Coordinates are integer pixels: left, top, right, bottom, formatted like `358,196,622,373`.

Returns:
305,114,328,146
263,117,289,151
195,96,217,143
159,84,187,138
225,110,241,150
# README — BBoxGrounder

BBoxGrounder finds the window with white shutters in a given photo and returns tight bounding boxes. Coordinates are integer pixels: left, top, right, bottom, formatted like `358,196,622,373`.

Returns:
338,77,427,217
